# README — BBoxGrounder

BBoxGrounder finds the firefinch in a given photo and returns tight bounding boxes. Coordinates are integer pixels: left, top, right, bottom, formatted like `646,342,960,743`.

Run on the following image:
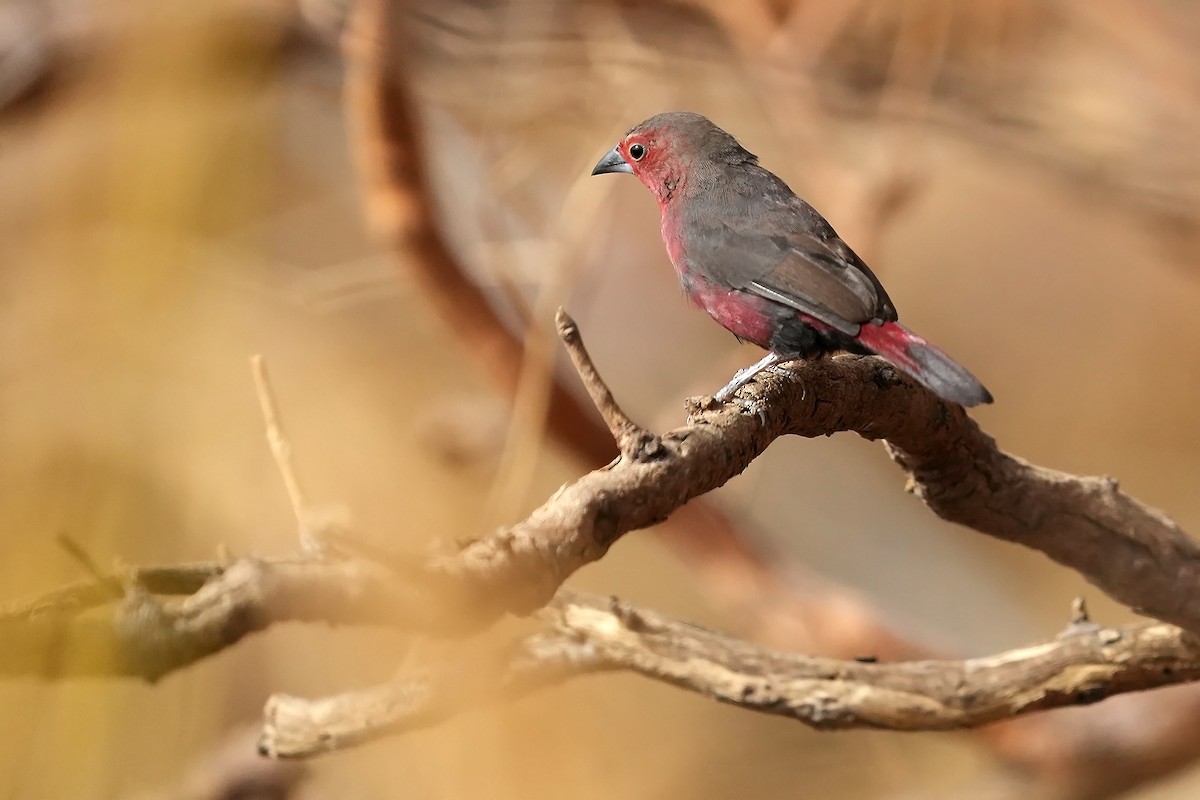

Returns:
592,112,991,407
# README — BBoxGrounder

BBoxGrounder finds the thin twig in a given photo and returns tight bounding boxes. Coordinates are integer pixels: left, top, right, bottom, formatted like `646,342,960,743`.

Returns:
252,354,328,555
251,355,309,526
555,307,662,462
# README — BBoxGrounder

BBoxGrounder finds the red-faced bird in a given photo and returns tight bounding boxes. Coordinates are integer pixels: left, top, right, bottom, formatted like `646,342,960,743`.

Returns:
591,112,991,407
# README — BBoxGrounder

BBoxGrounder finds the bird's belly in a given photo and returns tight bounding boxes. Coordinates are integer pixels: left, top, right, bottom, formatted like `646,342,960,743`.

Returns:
684,273,775,348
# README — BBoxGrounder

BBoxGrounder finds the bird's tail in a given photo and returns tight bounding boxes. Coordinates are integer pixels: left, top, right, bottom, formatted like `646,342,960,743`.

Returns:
855,321,993,407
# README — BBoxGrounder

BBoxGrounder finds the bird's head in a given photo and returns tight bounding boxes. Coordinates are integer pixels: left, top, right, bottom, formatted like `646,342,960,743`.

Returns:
590,111,756,206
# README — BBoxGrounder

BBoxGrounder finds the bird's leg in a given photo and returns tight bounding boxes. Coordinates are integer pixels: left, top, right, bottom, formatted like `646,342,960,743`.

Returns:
713,351,789,402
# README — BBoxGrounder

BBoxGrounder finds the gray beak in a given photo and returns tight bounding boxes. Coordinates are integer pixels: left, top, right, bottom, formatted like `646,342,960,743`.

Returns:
591,146,633,176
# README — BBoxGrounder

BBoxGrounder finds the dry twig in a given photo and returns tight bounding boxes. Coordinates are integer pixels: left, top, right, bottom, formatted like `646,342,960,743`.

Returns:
252,354,311,529
554,309,662,462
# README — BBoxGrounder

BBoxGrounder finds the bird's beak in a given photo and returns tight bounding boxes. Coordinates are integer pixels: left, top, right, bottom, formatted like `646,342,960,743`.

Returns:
591,146,633,176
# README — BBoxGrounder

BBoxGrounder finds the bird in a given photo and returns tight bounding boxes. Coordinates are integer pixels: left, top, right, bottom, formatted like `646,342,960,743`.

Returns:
590,111,992,407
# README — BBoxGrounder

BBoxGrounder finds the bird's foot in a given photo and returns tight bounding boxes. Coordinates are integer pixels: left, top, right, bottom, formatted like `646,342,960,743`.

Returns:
713,352,807,405
713,352,784,403
712,375,748,404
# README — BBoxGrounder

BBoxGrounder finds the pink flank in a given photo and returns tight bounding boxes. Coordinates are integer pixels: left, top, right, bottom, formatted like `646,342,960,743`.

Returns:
661,212,776,347
688,275,776,348
854,320,922,372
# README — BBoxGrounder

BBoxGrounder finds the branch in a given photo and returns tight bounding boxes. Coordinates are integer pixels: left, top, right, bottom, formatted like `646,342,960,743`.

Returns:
259,590,1200,758
9,552,1200,765
260,631,596,758
0,562,223,619
0,558,445,681
9,326,1196,676
420,342,1200,639
555,308,662,462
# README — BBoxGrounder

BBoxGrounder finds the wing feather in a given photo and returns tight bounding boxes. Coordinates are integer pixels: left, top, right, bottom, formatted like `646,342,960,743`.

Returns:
679,167,897,331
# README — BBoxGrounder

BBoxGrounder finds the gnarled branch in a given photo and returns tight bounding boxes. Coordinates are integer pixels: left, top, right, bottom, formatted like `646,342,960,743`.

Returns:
259,589,1200,758
426,328,1200,640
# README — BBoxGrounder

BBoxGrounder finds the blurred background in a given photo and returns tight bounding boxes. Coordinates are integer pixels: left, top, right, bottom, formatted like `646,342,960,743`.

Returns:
1,0,1199,797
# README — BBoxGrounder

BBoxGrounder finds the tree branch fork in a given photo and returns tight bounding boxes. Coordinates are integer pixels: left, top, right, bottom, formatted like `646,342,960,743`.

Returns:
4,311,1199,761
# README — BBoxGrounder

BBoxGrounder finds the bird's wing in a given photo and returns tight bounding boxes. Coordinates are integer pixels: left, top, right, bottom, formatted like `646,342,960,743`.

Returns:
691,220,895,335
747,232,885,334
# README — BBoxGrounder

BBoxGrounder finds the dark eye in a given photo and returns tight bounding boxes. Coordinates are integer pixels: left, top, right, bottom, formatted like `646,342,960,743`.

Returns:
629,143,647,161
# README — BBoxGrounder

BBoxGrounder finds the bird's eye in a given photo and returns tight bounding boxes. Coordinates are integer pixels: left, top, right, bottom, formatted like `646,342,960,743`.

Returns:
628,143,647,161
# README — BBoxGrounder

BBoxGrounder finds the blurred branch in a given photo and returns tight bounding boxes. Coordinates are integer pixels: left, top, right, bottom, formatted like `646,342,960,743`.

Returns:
129,725,308,800
0,557,440,680
0,562,223,619
345,0,618,466
252,354,311,531
260,589,1200,758
981,686,1200,800
252,354,355,556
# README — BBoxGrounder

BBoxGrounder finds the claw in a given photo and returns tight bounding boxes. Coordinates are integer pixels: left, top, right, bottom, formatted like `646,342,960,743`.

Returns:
767,363,806,401
732,393,770,424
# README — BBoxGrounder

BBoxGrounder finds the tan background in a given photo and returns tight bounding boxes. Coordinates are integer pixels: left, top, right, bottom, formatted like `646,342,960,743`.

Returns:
1,1,1198,797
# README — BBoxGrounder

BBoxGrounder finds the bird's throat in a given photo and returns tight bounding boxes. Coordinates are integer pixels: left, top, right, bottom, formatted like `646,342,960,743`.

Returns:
647,165,683,207
659,207,688,278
